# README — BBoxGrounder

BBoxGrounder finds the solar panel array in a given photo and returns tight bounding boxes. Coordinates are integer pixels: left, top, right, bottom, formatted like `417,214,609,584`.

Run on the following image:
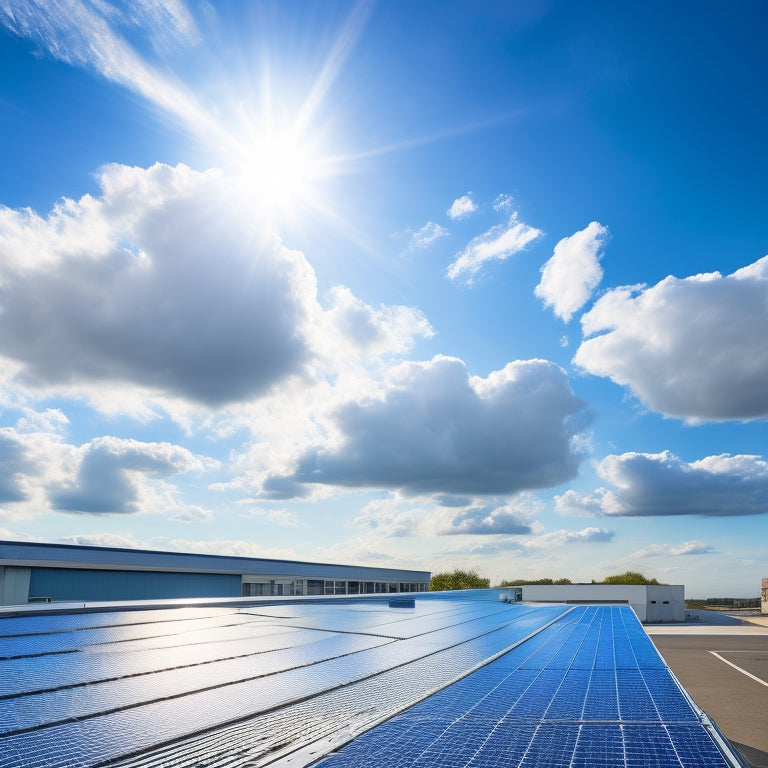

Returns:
0,598,740,768
315,606,736,768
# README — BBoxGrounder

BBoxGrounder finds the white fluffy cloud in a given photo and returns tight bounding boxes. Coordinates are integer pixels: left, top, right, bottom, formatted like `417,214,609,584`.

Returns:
574,255,768,421
318,286,433,363
0,426,209,519
263,356,588,498
0,163,431,410
170,506,214,524
557,451,768,517
447,214,543,282
57,532,146,549
632,540,716,558
0,429,38,503
352,496,538,537
410,221,449,249
447,195,477,220
0,164,315,405
524,526,615,548
445,525,614,557
50,436,205,515
432,503,534,535
535,222,608,322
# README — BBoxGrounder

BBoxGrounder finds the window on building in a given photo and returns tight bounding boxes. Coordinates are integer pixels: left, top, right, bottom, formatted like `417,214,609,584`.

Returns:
242,582,267,597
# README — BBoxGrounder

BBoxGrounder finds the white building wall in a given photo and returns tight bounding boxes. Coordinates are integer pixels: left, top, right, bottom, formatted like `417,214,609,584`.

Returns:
519,584,685,623
646,585,685,623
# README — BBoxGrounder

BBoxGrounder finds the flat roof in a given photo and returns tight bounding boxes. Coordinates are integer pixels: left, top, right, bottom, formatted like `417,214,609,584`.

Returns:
0,539,430,581
0,593,744,768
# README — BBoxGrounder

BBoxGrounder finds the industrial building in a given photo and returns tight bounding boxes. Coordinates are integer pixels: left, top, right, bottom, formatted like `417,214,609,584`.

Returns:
508,583,685,623
0,540,430,606
0,590,744,768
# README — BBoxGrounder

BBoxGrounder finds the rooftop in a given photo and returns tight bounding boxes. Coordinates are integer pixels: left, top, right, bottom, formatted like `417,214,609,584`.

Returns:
0,591,744,767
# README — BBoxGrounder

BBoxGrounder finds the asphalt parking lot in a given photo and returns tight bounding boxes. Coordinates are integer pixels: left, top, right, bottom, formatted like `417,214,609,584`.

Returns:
648,611,768,768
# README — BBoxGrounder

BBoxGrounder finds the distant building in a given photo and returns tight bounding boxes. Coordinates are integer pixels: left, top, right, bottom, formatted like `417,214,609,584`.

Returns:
0,540,430,606
507,582,685,622
762,578,768,614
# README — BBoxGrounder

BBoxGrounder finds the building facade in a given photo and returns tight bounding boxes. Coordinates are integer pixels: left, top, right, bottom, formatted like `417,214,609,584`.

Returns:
511,583,685,622
0,540,431,606
762,578,768,614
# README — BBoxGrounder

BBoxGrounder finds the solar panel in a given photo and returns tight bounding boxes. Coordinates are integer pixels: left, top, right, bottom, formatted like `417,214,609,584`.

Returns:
0,600,742,768
314,606,734,768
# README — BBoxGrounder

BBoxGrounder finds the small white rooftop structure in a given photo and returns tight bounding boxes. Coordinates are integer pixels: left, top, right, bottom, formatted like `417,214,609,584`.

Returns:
514,583,685,623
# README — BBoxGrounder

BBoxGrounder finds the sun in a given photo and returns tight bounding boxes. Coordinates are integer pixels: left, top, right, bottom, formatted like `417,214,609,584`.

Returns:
242,130,317,209
223,111,341,231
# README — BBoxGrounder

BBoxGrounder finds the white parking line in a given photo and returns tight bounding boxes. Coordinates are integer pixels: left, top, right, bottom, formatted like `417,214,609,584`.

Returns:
709,651,768,688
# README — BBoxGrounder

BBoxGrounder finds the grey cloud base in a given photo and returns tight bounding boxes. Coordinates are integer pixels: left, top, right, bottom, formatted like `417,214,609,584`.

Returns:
50,437,202,515
557,450,768,518
264,356,588,498
0,164,314,406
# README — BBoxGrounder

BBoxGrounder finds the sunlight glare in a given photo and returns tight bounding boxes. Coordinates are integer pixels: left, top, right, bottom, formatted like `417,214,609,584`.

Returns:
243,131,315,209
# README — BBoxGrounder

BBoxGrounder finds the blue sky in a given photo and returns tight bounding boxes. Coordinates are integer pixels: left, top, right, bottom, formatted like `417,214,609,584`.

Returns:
1,0,767,597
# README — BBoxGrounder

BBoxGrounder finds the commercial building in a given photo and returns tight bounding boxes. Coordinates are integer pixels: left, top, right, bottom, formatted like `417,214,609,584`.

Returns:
508,582,685,622
0,540,430,606
0,591,744,768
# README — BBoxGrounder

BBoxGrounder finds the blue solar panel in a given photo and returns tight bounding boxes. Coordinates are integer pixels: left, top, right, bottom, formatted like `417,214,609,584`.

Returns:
315,606,734,768
0,601,739,768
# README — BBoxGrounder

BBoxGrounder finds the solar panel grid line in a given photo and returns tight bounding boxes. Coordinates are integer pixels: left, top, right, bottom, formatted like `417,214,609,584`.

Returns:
103,607,572,768
260,608,578,766
543,607,602,720
579,609,607,722
445,611,587,723
414,617,588,728
255,603,526,641
0,627,321,699
0,602,743,768
0,634,397,735
2,605,567,768
118,695,339,768
313,607,741,768
0,607,241,639
363,603,538,634
0,613,276,659
0,639,308,702
238,599,497,627
2,635,430,738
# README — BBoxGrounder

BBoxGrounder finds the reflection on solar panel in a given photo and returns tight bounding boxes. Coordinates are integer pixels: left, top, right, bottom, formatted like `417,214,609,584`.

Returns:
0,595,742,768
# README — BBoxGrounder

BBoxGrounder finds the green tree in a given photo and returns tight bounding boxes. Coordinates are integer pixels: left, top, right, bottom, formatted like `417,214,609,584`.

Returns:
602,571,661,585
430,568,490,591
498,578,572,586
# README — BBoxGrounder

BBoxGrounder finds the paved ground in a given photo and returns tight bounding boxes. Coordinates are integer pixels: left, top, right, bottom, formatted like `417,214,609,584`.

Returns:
648,611,768,767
